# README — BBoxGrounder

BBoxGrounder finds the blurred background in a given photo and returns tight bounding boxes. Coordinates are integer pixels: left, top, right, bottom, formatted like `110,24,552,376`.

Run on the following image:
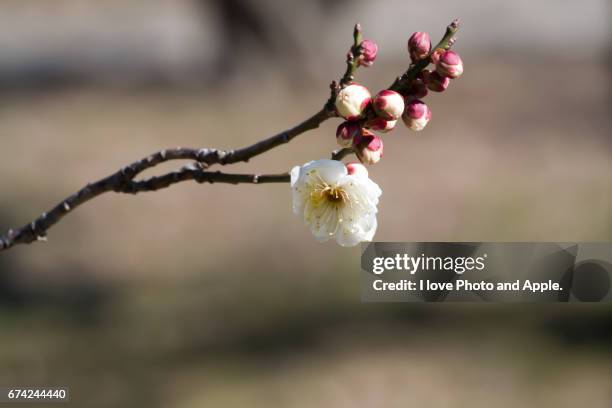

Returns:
1,0,611,406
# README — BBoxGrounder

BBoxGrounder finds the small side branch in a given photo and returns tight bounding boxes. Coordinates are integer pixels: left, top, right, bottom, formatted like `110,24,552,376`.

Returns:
0,107,334,252
0,168,289,251
214,108,333,165
331,147,355,161
339,23,364,88
123,167,289,193
0,106,333,252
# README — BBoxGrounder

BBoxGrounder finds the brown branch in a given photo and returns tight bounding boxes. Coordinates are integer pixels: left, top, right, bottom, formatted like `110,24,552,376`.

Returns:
0,108,330,252
0,20,460,253
0,20,355,253
123,167,290,194
198,108,334,166
122,108,334,173
0,166,291,251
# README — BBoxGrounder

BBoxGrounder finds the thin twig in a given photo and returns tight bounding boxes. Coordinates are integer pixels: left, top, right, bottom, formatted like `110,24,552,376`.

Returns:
129,108,334,172
331,147,355,161
0,167,291,251
123,167,290,193
325,23,366,112
339,23,364,88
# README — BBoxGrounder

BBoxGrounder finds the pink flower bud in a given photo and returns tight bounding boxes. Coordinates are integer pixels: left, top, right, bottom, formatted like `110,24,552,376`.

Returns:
365,116,397,133
346,162,369,178
435,50,463,79
357,39,378,67
429,48,443,65
353,130,384,165
372,90,404,121
336,121,361,147
426,71,450,92
402,99,431,131
335,84,371,121
407,78,428,99
408,32,431,61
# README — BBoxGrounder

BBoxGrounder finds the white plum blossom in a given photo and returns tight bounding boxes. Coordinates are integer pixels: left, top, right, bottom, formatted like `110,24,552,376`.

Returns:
291,160,381,247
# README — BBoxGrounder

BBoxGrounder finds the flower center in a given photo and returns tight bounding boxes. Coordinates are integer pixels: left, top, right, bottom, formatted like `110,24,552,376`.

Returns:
323,186,346,204
311,182,348,208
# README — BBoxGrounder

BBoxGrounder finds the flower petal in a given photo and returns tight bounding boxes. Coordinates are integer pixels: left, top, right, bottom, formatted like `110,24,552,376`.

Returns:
300,160,347,185
290,165,301,187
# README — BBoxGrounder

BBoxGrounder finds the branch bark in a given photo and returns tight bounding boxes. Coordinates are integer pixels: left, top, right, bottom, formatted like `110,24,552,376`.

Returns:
123,167,290,194
0,109,330,252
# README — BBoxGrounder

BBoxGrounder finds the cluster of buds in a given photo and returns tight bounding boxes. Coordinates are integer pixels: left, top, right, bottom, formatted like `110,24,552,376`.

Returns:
293,21,464,247
400,33,463,131
334,84,400,165
332,27,463,166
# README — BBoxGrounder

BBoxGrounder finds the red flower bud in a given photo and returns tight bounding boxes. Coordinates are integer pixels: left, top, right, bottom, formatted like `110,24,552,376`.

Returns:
426,71,450,92
408,32,431,61
402,99,431,131
407,78,429,99
335,83,371,121
357,40,378,67
435,50,463,79
429,48,443,65
346,162,369,178
372,90,404,121
336,121,361,147
353,130,384,165
365,116,397,133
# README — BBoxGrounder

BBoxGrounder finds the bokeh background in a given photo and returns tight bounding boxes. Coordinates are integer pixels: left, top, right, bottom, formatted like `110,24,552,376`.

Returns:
1,0,611,406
